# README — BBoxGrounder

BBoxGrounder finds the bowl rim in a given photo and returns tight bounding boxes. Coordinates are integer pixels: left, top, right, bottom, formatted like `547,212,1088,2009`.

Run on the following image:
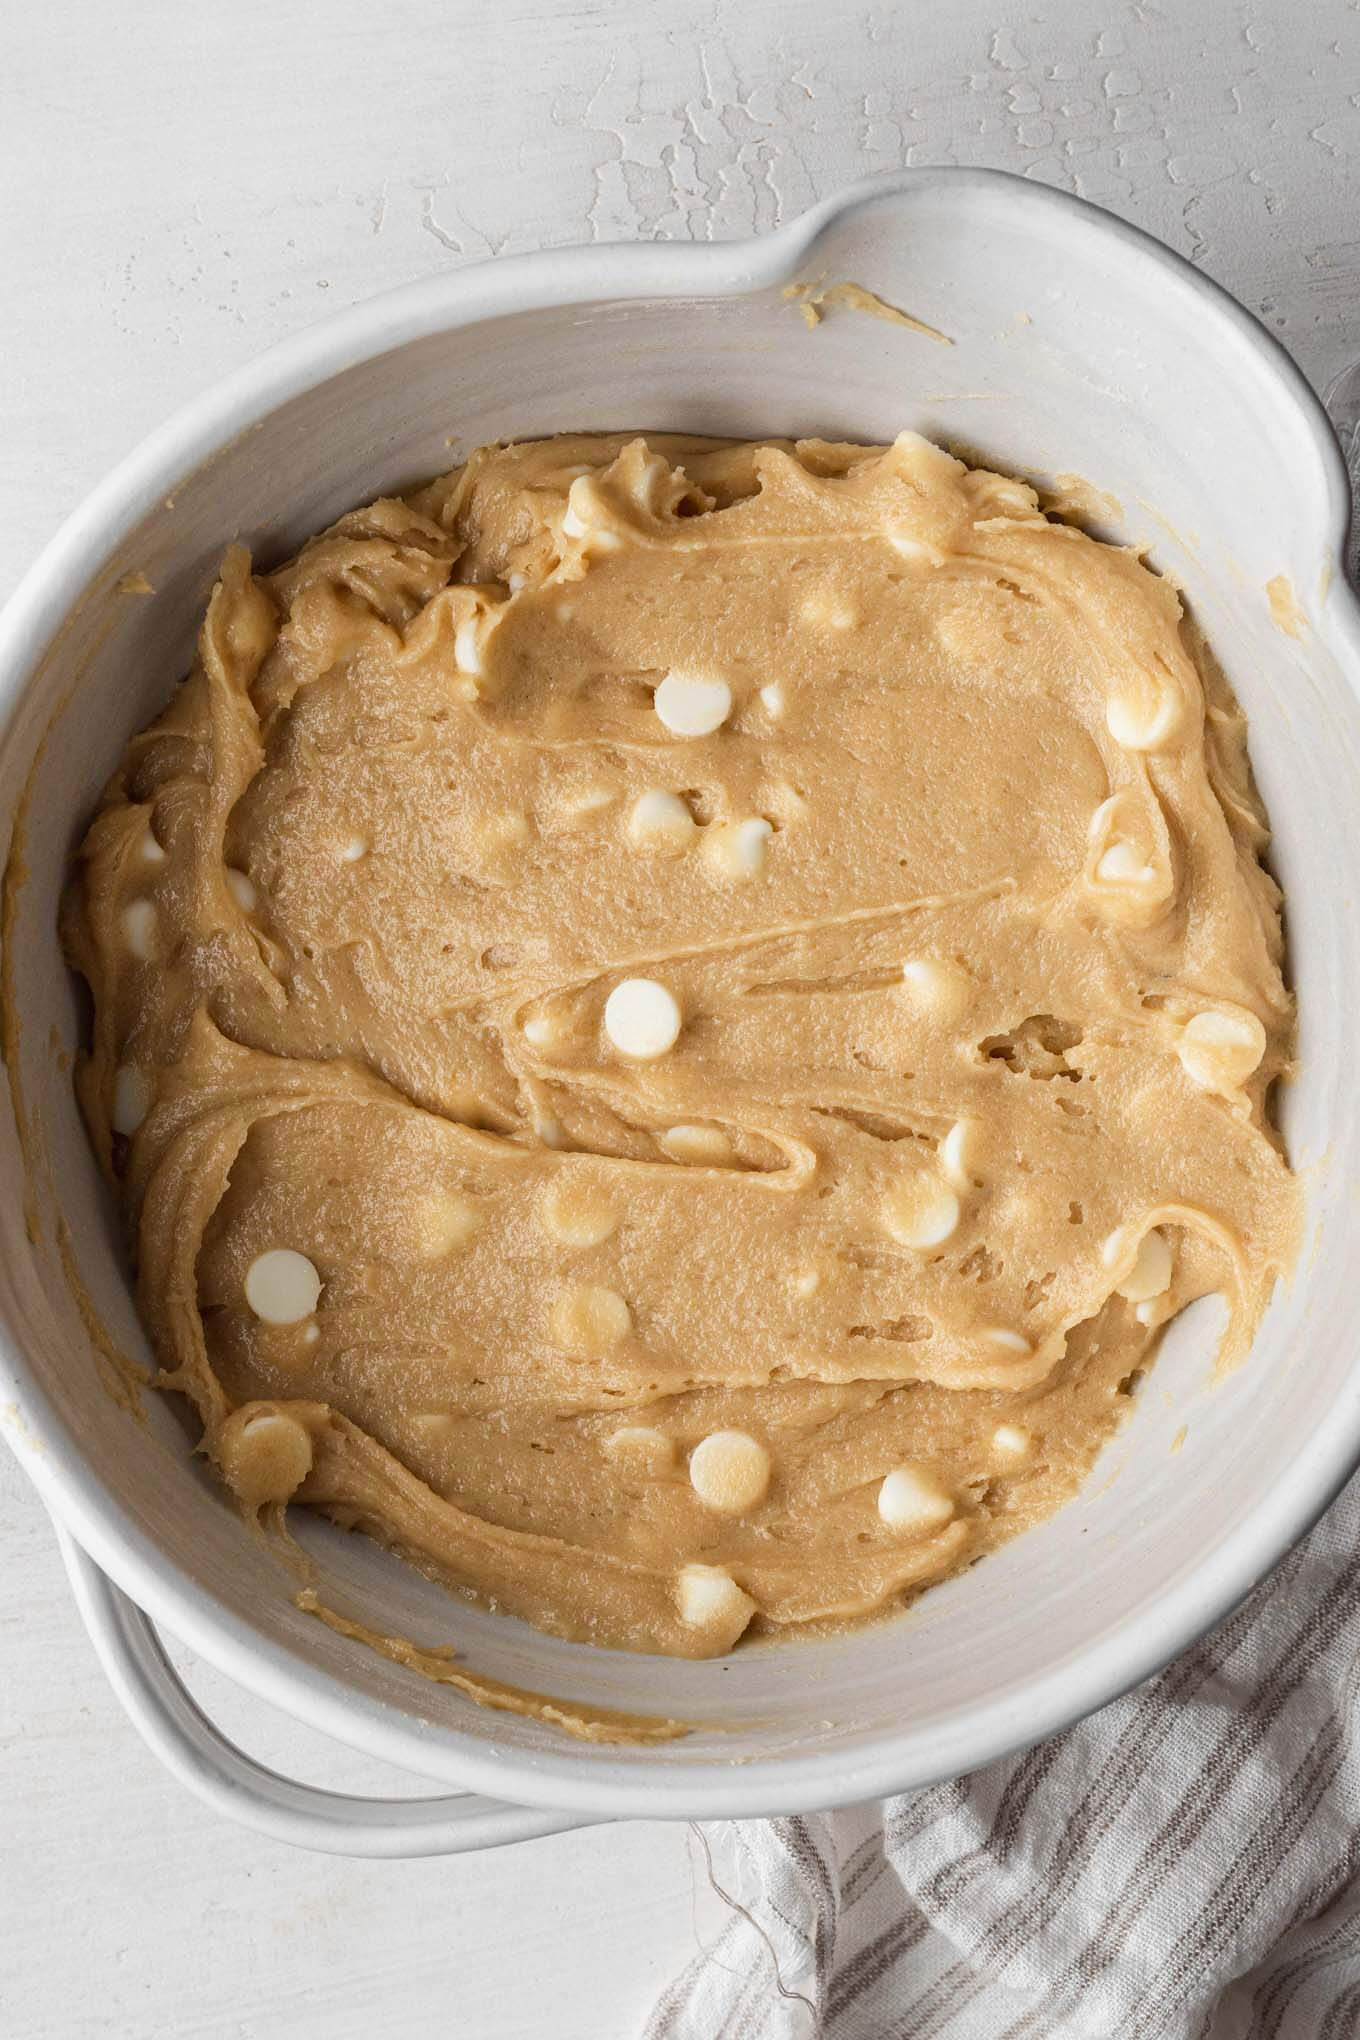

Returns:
4,163,1360,1819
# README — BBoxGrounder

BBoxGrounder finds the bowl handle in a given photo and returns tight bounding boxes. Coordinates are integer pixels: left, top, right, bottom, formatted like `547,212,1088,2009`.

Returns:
55,1525,604,1857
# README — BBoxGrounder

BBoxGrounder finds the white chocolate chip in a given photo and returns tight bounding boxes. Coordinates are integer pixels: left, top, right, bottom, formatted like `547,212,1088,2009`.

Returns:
654,671,732,738
660,1123,732,1165
561,476,622,550
225,867,257,911
542,1180,619,1249
1177,1008,1266,1093
900,958,972,1022
626,789,696,857
882,1172,960,1250
938,1119,975,1191
1095,840,1156,885
533,1106,566,1149
991,1424,1032,1460
549,1284,632,1355
340,836,368,863
121,899,158,961
244,1249,321,1326
1103,1226,1174,1302
217,1407,313,1507
702,816,772,881
1084,796,1174,928
877,1465,955,1534
603,977,682,1060
604,1425,674,1473
1105,684,1178,752
982,1326,1033,1356
138,830,167,865
522,1005,570,1051
453,613,483,677
688,1430,771,1514
415,1191,481,1258
759,682,787,719
111,1064,153,1136
676,1563,755,1632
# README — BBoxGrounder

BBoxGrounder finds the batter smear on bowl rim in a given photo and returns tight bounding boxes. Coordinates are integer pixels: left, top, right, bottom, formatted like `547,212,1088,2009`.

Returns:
63,430,1300,1661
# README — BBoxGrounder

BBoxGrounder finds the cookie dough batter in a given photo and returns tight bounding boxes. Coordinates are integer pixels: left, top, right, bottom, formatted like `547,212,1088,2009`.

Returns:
64,431,1299,1660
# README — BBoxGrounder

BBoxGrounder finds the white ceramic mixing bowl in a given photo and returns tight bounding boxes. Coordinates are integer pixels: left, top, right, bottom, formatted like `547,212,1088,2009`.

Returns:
3,168,1359,1855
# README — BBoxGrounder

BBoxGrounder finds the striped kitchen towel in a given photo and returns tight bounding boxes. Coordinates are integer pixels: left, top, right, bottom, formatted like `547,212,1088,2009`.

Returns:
647,1472,1360,2039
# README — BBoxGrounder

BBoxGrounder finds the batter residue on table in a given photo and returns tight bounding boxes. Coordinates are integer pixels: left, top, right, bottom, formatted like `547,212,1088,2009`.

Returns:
63,430,1299,1660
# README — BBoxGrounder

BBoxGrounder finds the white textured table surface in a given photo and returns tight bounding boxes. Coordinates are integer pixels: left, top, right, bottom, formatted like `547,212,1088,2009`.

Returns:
3,3,1357,2034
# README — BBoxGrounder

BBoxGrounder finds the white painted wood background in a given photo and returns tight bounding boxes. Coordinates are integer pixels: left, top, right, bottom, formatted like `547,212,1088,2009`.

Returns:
2,2,1358,2033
